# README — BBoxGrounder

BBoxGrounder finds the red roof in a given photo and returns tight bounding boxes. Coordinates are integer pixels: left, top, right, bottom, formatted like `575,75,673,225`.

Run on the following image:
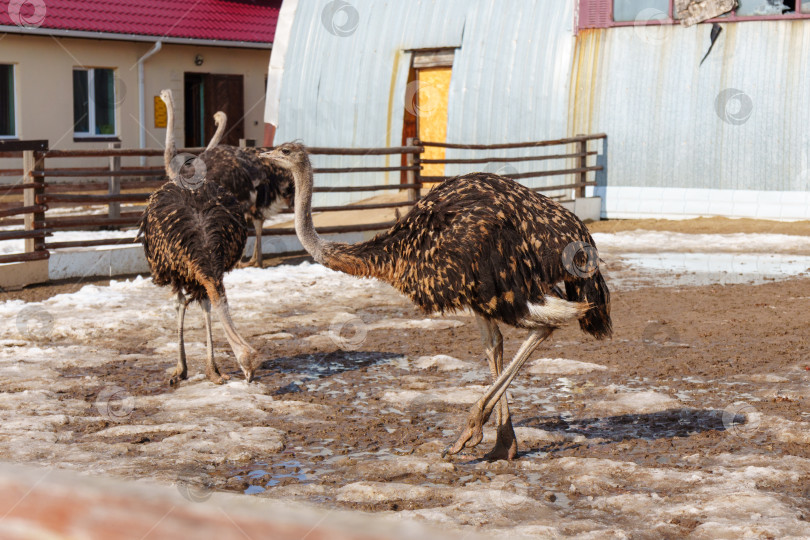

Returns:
1,0,281,45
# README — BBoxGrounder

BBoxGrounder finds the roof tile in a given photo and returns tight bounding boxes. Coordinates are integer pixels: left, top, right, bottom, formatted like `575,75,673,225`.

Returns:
1,0,281,44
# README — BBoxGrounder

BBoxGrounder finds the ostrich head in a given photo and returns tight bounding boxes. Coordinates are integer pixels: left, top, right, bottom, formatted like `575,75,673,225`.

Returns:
261,142,308,204
213,111,227,128
159,88,173,106
260,142,310,175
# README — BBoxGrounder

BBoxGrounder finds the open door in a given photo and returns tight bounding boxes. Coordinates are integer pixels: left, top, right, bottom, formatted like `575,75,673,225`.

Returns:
402,49,455,183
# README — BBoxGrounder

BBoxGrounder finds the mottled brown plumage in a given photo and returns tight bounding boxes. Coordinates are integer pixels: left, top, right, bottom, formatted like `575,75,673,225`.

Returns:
198,146,294,268
137,89,260,385
325,174,611,336
263,142,612,461
139,182,246,303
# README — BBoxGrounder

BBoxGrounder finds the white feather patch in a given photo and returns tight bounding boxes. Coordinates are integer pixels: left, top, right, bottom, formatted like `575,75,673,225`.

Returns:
522,296,589,327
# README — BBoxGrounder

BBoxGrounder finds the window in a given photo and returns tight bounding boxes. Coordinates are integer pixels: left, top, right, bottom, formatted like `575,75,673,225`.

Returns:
578,0,810,28
0,64,16,138
613,0,671,21
73,68,116,137
737,0,795,15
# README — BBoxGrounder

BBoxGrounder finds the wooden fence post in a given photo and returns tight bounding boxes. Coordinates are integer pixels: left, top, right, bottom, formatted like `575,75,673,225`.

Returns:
410,138,422,202
577,136,587,199
108,142,121,220
23,150,46,253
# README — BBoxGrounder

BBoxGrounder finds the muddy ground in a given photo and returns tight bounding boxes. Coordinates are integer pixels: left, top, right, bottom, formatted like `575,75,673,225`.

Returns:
1,222,810,538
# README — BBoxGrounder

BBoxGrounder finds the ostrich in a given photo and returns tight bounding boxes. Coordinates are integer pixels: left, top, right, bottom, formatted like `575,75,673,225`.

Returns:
162,95,293,268
262,142,612,460
206,111,228,151
137,90,260,385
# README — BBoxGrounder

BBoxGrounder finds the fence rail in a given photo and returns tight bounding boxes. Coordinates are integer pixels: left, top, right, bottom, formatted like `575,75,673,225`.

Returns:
0,134,606,274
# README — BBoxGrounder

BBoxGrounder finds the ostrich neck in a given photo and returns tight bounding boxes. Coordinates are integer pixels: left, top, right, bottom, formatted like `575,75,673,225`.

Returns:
292,163,330,264
291,162,394,282
163,95,177,177
206,119,225,151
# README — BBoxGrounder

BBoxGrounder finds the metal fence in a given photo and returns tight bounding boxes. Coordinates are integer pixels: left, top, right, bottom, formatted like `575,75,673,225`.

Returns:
0,134,606,270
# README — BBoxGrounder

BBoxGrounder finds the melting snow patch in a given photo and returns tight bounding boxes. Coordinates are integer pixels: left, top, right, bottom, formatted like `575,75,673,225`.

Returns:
528,358,608,375
337,481,435,503
383,386,488,406
589,391,680,415
413,355,472,371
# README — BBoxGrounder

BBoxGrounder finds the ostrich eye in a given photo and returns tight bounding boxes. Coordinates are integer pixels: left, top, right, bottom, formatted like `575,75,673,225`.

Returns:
281,148,291,156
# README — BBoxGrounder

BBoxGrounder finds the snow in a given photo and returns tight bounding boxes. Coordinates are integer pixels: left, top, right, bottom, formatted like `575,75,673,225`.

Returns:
1,231,810,536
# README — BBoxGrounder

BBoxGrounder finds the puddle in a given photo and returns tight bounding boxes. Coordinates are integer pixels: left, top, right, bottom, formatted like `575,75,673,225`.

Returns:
230,459,315,496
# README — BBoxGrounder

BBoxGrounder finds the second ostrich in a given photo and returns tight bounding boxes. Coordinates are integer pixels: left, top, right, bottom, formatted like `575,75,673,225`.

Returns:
139,89,260,384
262,142,612,460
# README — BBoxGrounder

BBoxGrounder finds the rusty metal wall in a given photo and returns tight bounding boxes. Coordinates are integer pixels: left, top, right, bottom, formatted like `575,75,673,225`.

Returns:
570,21,810,195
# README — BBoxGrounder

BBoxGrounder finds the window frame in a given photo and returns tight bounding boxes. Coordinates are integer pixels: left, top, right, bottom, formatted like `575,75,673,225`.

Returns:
607,0,810,27
73,67,118,140
0,63,18,140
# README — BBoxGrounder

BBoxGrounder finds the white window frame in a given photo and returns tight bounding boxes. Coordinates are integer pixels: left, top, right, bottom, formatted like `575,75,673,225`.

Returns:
0,63,18,140
73,67,118,139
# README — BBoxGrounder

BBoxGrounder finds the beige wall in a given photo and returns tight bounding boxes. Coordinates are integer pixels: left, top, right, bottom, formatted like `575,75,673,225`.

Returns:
0,34,269,171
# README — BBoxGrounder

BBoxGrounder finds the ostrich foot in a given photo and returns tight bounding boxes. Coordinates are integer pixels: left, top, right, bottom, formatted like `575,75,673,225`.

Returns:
484,424,519,461
205,367,231,385
443,405,486,457
168,366,187,386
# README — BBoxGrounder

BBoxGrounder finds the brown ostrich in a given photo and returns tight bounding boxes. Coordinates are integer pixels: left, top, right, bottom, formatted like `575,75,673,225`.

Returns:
136,90,260,385
162,94,294,268
262,142,612,460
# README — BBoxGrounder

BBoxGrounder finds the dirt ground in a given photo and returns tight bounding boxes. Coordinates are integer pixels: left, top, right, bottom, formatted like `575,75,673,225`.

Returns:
2,218,810,538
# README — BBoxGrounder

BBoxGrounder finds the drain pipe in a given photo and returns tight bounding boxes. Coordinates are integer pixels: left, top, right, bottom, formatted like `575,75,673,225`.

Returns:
137,41,163,165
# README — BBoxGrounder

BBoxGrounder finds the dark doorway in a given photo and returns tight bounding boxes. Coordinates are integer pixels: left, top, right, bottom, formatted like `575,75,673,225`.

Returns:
184,73,245,147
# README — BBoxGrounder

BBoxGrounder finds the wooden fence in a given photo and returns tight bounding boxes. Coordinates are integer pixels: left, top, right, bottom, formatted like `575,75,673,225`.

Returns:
0,134,605,274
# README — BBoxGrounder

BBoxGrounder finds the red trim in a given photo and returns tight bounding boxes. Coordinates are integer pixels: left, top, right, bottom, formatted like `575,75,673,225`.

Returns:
579,0,810,30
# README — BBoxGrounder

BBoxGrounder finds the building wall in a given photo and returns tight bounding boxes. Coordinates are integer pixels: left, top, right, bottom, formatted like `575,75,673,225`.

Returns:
0,34,269,171
275,0,579,206
572,20,810,219
276,1,810,220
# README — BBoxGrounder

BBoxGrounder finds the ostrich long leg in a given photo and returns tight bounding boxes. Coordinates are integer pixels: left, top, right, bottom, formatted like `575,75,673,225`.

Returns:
169,292,190,385
239,219,264,268
252,219,264,268
475,315,517,460
445,326,553,457
201,299,229,384
210,296,259,382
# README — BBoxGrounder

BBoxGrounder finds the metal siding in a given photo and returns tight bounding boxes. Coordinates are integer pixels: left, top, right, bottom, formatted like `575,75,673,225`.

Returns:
444,0,577,190
277,0,579,205
572,21,810,194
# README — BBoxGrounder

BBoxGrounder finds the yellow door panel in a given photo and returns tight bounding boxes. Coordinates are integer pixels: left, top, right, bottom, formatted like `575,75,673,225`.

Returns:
416,67,452,178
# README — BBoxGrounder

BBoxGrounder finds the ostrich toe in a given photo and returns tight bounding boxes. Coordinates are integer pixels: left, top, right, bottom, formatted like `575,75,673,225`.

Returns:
443,404,487,457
